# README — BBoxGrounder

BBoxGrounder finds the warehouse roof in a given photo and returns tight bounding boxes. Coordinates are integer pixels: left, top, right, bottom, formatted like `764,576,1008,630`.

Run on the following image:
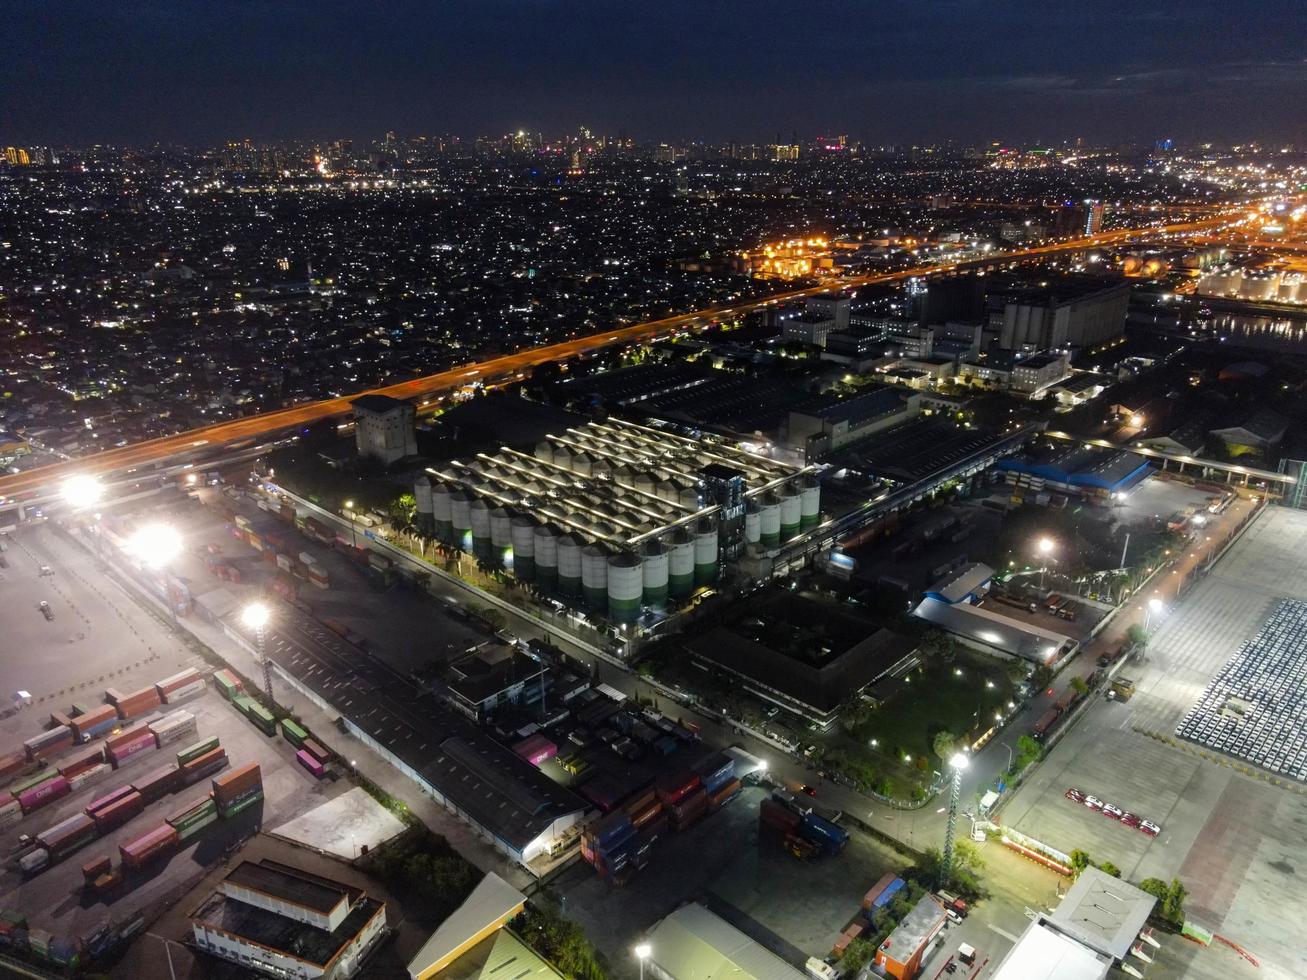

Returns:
436,928,565,980
646,903,809,980
407,872,526,980
225,859,358,915
913,597,1072,664
989,921,1111,980
351,393,411,414
926,562,994,604
194,889,383,969
878,894,948,965
1047,867,1156,960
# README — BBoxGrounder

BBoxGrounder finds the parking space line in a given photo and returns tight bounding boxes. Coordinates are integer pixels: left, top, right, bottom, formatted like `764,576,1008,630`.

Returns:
987,923,1021,943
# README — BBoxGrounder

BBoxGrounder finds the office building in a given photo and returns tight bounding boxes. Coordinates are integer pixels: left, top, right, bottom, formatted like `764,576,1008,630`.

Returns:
1083,199,1105,235
806,293,851,331
190,859,388,979
1010,352,1071,395
782,312,839,349
351,394,417,465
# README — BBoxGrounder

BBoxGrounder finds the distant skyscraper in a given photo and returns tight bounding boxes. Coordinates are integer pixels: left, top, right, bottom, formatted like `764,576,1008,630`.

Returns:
4,147,30,166
1083,199,1105,235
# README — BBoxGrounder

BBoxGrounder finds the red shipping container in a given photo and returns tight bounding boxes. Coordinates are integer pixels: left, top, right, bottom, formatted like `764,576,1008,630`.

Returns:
70,705,117,739
154,669,203,697
655,770,701,806
0,752,27,782
50,711,73,729
131,764,181,804
212,763,261,806
87,785,135,816
108,734,157,766
81,855,111,881
302,739,329,763
107,725,152,752
119,824,178,869
111,687,162,719
58,746,105,780
182,748,227,775
92,792,144,832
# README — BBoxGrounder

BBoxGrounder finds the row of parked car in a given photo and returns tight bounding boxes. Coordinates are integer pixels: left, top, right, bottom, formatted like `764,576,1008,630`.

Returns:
1065,787,1161,837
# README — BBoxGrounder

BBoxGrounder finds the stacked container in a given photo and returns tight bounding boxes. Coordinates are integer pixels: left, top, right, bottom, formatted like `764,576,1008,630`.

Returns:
36,813,98,861
167,797,218,841
70,706,119,745
213,763,263,818
512,734,557,766
212,669,243,701
302,739,330,763
18,775,70,815
156,668,205,705
181,747,227,784
692,751,740,809
149,710,197,748
131,763,182,804
0,752,28,782
24,725,74,761
580,811,636,877
106,685,162,720
119,824,178,869
68,764,112,792
89,791,144,833
106,725,156,767
81,855,111,883
232,696,278,736
280,719,309,749
0,797,21,830
58,745,106,781
759,797,802,835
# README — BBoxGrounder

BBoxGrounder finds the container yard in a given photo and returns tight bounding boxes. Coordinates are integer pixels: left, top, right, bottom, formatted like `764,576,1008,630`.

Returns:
0,664,348,973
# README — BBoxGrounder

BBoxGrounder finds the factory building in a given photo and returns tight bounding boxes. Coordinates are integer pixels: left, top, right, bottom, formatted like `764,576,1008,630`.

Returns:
995,280,1129,355
418,419,817,628
190,859,388,979
351,394,417,465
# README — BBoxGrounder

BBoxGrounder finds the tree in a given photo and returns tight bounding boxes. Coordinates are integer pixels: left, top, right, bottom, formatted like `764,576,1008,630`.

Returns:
1014,735,1042,772
1069,849,1092,874
1139,878,1169,902
1070,676,1089,697
841,938,875,972
1126,623,1149,649
932,730,959,763
1098,860,1121,878
1162,878,1188,925
515,900,608,980
389,492,417,527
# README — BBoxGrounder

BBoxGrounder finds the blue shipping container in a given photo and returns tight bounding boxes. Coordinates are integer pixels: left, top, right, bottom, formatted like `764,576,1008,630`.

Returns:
80,719,118,742
800,813,849,854
873,877,906,909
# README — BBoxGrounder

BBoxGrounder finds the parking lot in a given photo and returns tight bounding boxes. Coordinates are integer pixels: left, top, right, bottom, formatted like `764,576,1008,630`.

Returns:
997,505,1307,980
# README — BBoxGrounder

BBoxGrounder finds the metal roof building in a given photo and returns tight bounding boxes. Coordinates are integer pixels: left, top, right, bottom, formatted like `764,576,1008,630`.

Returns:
913,597,1075,665
408,872,527,980
644,903,809,980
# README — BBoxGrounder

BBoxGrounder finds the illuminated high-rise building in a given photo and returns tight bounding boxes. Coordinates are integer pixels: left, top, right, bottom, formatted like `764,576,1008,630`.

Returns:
1083,199,1105,235
4,147,30,166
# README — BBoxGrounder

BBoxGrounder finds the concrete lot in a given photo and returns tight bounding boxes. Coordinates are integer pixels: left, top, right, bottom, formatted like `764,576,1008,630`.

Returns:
1114,476,1218,529
270,786,406,861
998,506,1307,980
0,685,349,949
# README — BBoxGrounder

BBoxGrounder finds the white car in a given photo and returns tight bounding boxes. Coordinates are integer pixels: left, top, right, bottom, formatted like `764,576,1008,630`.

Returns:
1083,795,1104,811
1102,803,1124,820
1140,820,1162,838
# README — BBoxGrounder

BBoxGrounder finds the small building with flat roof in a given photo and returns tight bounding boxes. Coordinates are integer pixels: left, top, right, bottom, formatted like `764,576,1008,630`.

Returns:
873,893,949,979
644,902,809,980
352,393,417,465
913,597,1075,665
924,562,994,605
190,859,387,979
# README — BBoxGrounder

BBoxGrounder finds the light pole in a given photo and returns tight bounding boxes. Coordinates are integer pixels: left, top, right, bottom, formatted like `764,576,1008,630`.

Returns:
942,752,969,887
634,943,651,980
242,602,275,708
1037,537,1055,589
344,499,358,549
1144,596,1164,631
62,475,105,556
1001,742,1014,774
128,523,182,623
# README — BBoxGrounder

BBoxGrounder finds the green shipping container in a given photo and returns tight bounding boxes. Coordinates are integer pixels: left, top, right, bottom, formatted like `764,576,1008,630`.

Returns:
246,703,276,736
10,769,57,794
213,672,240,700
177,810,218,841
280,720,308,747
232,695,257,716
176,736,220,766
219,790,263,819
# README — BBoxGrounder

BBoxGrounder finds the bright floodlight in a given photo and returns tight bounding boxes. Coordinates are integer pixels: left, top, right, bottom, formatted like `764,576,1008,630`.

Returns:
634,944,652,960
949,752,970,770
1130,414,1144,427
62,475,103,508
1149,597,1164,613
242,602,270,630
129,523,181,568
1037,537,1055,555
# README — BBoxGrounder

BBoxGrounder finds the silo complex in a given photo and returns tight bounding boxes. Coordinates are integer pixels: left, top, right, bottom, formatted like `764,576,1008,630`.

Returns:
557,535,583,597
414,475,434,531
800,475,821,531
607,551,644,625
779,483,802,542
694,517,719,586
668,529,695,598
641,540,669,609
431,483,453,541
581,544,609,609
510,515,536,579
534,525,559,588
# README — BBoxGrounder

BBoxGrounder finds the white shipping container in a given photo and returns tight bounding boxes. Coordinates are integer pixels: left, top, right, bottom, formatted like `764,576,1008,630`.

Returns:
275,554,292,571
298,552,317,567
149,710,194,733
309,576,328,590
162,680,206,704
68,763,112,791
19,849,48,874
0,801,20,829
152,720,198,747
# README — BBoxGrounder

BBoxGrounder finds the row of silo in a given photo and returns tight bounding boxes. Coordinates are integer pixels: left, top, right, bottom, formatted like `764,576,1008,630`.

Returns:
740,475,821,548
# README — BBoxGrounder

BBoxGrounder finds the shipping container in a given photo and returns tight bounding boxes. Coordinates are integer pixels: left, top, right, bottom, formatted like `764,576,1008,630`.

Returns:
19,850,48,875
176,737,220,766
68,764,112,792
0,801,21,829
108,686,161,719
280,719,308,748
81,856,111,882
181,747,226,773
37,813,98,858
119,824,178,869
58,746,105,780
148,714,197,748
93,870,123,893
154,668,203,697
69,705,118,742
161,680,206,705
86,785,135,816
167,797,217,831
176,809,218,841
232,694,256,715
798,813,849,855
708,778,741,808
18,776,70,814
212,669,243,700
10,769,58,795
0,752,28,782
302,739,330,763
244,701,277,736
295,750,325,778
23,726,74,761
218,789,263,819
512,734,557,766
182,755,228,785
131,764,181,804
212,764,261,806
91,792,144,833
107,725,152,753
107,733,157,767
49,711,73,729
759,798,802,833
654,770,701,806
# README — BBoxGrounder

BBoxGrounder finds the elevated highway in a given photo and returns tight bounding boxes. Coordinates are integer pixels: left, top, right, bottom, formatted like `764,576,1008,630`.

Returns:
0,213,1244,506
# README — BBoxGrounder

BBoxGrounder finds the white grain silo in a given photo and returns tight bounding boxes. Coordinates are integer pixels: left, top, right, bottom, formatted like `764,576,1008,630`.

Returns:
779,482,802,542
635,471,657,497
759,491,781,547
449,489,474,550
535,440,555,465
572,451,593,478
552,444,574,473
668,529,695,599
414,474,434,531
534,524,560,588
656,478,679,503
693,516,719,586
430,482,453,541
800,475,821,531
678,484,701,511
469,497,492,560
641,539,669,609
744,500,762,545
490,507,513,564
510,514,536,580
581,543,609,609
591,457,613,480
607,551,644,625
611,463,634,488
557,534,583,597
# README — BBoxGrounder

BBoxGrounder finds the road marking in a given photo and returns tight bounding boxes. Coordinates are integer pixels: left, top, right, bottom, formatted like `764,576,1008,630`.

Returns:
987,923,1022,943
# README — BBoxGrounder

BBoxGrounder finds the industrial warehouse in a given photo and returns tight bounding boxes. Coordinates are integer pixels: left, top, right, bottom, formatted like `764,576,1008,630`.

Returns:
415,418,822,627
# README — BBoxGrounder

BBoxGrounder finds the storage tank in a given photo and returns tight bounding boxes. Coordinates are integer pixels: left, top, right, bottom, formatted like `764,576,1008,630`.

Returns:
581,544,609,609
607,551,644,625
668,529,695,599
449,489,474,549
693,516,719,586
656,479,679,503
510,516,536,581
534,440,554,465
678,485,701,510
800,475,821,531
490,506,513,559
744,500,762,545
635,472,657,497
414,475,434,531
1279,273,1303,304
557,534,583,597
534,525,559,588
571,451,593,478
759,492,781,547
552,445,574,472
611,463,634,488
1240,268,1279,302
469,498,492,561
430,482,454,541
779,482,802,542
641,540,670,609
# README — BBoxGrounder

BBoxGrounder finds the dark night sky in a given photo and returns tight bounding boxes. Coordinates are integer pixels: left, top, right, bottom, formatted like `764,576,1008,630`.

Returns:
7,0,1307,147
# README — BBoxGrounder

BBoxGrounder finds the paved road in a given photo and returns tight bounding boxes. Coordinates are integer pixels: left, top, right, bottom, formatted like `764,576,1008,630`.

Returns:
0,215,1241,503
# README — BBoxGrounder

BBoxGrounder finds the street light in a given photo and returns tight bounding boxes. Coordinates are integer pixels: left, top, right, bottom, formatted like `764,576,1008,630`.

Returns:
942,752,970,888
242,602,276,708
1144,596,1165,631
63,475,105,556
1036,537,1056,589
634,943,652,980
343,499,358,549
129,523,182,621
